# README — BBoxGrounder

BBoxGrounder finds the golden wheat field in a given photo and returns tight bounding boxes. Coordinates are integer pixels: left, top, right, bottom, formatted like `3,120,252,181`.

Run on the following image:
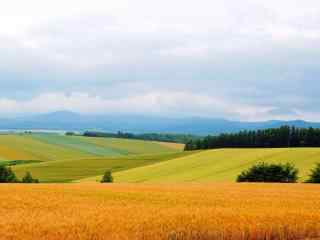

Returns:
1,183,320,240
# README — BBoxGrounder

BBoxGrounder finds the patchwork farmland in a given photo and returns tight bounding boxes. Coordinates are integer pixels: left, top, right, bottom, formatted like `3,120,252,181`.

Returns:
0,133,184,182
1,133,320,183
1,133,320,239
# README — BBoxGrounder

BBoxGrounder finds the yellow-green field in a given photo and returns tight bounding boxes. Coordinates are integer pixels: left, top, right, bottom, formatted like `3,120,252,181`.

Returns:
0,133,185,182
0,183,320,240
85,148,320,183
13,152,193,183
1,134,320,183
0,134,92,161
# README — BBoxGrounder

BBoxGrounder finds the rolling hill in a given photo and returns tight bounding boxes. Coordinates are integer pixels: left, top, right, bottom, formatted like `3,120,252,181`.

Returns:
0,134,181,161
99,148,320,183
1,133,320,183
0,133,184,182
0,134,93,161
13,152,193,182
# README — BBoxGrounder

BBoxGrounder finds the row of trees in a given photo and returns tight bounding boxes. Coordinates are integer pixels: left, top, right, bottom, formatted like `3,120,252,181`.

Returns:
0,166,39,183
185,126,320,150
237,162,320,183
82,131,200,144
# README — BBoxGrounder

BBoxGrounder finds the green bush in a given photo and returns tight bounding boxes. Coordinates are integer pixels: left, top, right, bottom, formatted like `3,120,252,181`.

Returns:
101,170,113,183
22,172,39,183
306,163,320,183
0,166,19,183
237,162,298,183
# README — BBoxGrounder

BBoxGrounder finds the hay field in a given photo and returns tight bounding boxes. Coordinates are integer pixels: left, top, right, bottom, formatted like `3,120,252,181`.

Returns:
0,183,320,240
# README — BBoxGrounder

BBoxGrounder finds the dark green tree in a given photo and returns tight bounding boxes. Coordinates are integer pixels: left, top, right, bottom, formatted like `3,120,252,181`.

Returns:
237,162,298,183
65,132,76,136
0,166,18,183
306,163,320,183
22,172,39,183
101,170,113,183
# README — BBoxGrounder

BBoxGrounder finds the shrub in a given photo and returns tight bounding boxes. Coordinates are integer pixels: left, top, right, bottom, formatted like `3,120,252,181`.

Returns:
305,163,320,183
65,132,76,136
101,170,113,183
0,166,19,183
22,172,39,183
237,162,298,183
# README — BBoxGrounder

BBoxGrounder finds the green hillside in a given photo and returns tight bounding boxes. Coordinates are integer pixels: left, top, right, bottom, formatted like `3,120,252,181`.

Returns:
0,134,181,162
13,152,193,182
0,134,93,161
2,133,320,183
70,136,183,155
111,148,320,183
0,133,185,182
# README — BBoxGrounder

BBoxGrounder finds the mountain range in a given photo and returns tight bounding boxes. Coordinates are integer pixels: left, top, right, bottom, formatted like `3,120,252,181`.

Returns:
1,111,320,135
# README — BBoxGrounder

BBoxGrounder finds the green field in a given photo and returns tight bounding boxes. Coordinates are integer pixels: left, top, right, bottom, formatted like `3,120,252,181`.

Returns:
0,134,180,161
0,133,184,182
110,148,320,183
13,152,193,182
1,133,320,183
0,134,93,161
30,134,181,156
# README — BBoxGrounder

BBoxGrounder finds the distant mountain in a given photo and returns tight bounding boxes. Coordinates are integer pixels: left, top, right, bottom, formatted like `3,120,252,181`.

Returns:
0,111,320,135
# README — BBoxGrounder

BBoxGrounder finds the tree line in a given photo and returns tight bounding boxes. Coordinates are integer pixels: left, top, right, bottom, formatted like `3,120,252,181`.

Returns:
0,166,39,183
82,131,200,144
185,126,320,150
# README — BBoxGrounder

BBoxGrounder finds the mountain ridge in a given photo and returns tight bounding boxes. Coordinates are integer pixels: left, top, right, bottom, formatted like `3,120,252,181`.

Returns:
1,111,319,135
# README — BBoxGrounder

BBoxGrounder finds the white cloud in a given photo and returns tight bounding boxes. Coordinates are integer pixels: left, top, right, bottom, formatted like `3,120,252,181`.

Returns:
2,0,319,68
0,91,276,120
0,0,319,120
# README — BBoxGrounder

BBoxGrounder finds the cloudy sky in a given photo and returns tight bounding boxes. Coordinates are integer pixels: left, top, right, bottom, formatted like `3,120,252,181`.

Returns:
0,0,319,120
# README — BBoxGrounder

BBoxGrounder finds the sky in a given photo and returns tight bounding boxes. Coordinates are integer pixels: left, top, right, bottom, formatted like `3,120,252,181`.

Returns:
0,0,319,121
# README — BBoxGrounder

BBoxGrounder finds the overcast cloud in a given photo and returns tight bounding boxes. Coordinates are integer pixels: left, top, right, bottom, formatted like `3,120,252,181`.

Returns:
0,0,319,120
